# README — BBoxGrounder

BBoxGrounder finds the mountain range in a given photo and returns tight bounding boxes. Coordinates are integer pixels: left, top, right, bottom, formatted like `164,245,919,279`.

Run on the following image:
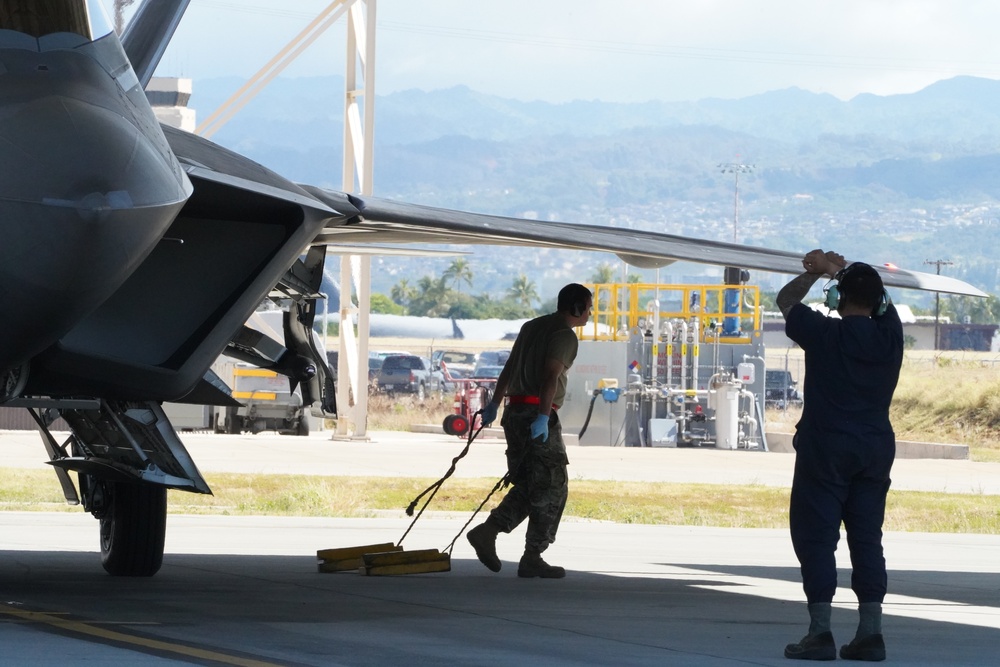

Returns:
188,75,1000,301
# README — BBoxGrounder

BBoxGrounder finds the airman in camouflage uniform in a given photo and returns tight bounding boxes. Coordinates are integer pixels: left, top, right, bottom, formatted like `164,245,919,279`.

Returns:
466,283,593,578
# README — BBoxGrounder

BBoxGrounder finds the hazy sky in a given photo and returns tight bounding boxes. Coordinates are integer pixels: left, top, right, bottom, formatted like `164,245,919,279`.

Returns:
122,0,1000,103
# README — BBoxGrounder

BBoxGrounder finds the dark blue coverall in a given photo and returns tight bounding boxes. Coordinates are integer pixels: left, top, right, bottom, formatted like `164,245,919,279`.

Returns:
785,302,903,604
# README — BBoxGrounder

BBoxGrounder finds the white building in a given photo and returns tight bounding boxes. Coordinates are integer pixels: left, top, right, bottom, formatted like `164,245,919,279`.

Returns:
145,77,195,132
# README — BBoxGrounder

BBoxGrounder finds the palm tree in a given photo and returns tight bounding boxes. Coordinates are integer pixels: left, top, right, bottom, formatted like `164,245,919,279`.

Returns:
443,258,474,293
390,279,414,307
590,262,617,284
413,275,452,317
507,273,538,309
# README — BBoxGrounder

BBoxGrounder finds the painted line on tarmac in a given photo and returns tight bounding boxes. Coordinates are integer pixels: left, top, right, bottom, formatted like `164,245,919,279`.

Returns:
654,566,1000,630
0,605,288,667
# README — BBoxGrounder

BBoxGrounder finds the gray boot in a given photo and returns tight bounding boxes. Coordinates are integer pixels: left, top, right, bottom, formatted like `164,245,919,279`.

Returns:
784,602,835,661
854,602,883,639
839,602,886,661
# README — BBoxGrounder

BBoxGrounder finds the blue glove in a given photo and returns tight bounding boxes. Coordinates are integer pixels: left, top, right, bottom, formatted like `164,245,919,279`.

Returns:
530,413,549,442
480,402,498,427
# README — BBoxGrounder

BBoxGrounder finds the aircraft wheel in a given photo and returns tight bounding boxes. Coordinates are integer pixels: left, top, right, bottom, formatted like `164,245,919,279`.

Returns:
99,481,167,577
297,417,310,436
443,413,469,436
213,409,226,434
225,407,241,434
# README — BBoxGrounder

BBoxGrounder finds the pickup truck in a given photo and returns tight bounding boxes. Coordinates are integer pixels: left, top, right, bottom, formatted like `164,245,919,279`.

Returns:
376,354,451,400
764,370,803,408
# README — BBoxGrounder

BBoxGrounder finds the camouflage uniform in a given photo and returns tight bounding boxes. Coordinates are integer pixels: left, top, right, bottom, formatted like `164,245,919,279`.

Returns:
489,404,569,553
485,311,577,554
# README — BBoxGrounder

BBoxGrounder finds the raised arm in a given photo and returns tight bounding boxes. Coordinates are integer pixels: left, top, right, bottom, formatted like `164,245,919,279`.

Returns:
777,249,846,317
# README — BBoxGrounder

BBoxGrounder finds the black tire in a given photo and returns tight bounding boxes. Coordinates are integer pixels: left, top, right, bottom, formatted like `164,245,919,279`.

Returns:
225,407,241,434
297,416,310,436
443,413,469,436
100,482,167,577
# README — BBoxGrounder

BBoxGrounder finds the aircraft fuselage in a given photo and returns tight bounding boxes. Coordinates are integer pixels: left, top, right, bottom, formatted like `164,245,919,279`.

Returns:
0,14,191,375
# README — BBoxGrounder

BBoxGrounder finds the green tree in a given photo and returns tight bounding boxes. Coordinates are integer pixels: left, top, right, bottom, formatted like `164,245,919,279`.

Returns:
759,291,778,312
370,293,405,315
409,274,452,317
942,294,1000,325
444,292,478,319
489,297,538,319
443,258,474,293
390,279,415,307
507,273,539,309
590,262,617,284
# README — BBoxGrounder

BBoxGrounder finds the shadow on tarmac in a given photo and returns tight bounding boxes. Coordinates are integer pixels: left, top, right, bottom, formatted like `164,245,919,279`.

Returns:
2,550,999,666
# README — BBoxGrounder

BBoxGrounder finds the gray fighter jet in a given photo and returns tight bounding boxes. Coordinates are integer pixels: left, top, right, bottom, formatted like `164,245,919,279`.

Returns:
0,0,985,576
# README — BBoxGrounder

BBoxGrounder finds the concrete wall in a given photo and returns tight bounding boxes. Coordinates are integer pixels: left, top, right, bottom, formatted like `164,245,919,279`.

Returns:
765,431,969,459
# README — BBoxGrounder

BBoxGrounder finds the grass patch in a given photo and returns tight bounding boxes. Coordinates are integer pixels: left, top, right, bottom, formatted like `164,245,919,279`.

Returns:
362,392,457,432
3,469,998,534
891,358,1000,460
767,352,1000,462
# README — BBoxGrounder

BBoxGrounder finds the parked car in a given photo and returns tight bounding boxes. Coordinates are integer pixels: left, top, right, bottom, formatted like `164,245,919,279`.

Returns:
376,354,451,399
476,349,510,368
471,364,504,379
432,350,478,379
327,350,388,386
764,370,802,408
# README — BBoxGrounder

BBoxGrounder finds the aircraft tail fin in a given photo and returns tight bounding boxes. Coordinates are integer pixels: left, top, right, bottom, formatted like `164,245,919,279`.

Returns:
121,0,192,88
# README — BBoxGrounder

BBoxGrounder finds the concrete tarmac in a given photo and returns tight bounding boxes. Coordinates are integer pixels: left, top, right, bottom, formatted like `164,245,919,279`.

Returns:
2,429,1000,665
5,428,1000,493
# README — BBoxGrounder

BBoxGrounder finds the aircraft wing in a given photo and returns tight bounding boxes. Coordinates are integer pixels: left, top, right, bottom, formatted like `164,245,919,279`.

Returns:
303,191,987,297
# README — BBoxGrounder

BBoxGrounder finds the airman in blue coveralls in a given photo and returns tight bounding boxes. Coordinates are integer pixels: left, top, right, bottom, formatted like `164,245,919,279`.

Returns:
778,250,903,662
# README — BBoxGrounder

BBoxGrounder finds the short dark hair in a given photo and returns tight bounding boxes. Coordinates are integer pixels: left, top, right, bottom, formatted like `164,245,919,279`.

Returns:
837,263,884,312
557,283,592,316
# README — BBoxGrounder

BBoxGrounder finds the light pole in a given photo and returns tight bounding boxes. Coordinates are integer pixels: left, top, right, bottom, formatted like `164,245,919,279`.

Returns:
718,161,753,337
924,259,953,350
718,161,754,242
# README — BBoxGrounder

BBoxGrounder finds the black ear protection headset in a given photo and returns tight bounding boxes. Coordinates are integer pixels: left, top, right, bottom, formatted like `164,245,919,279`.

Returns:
823,264,889,316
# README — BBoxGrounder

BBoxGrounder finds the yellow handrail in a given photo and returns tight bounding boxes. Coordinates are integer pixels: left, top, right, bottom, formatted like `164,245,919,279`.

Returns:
576,283,762,343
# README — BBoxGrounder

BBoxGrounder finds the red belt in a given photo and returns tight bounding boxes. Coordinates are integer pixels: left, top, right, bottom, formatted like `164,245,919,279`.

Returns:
506,395,559,410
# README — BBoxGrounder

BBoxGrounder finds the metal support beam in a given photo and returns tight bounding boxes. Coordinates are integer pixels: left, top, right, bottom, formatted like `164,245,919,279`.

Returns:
335,0,376,438
196,0,354,139
191,0,378,436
